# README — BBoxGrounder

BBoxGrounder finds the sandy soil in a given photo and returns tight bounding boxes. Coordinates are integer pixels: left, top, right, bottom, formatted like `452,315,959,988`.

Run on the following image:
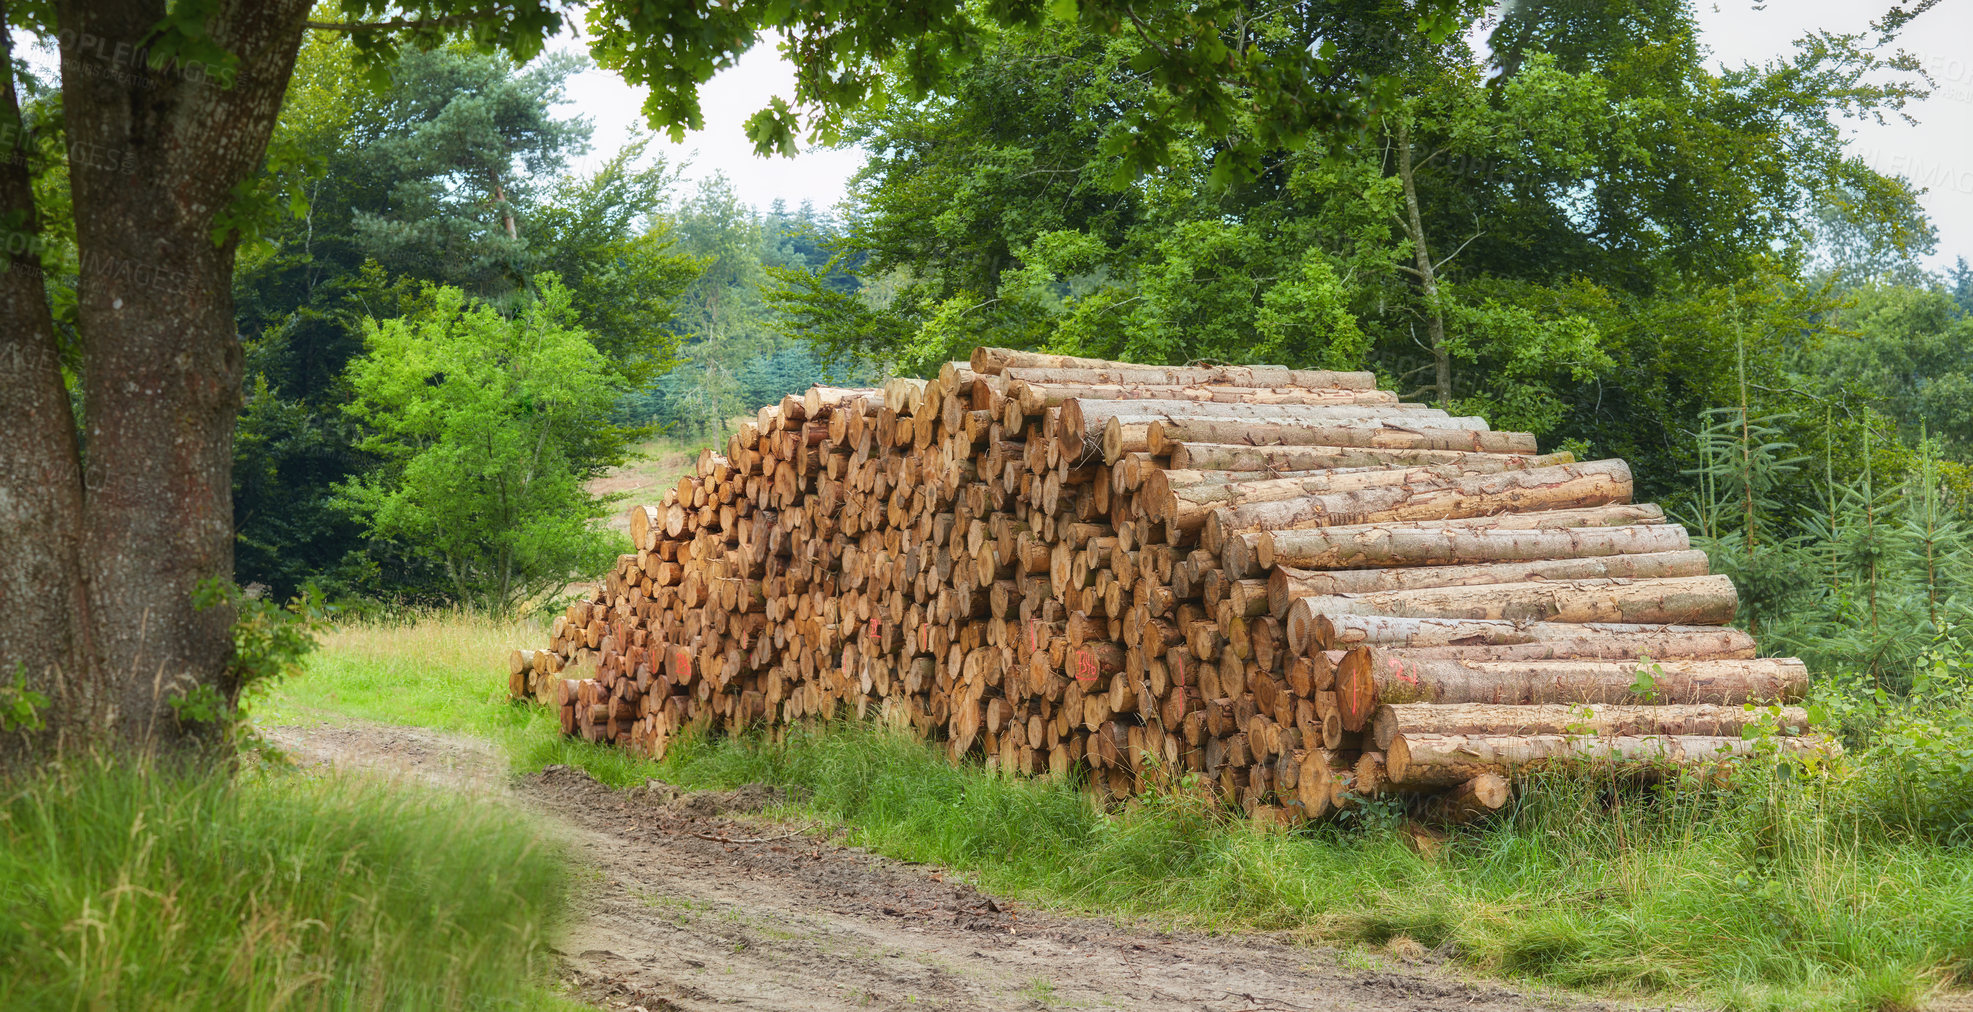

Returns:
268,722,1637,1012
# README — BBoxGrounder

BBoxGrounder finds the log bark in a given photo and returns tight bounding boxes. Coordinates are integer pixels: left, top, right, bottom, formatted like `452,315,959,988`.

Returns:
1008,381,1397,413
1239,521,1686,577
1202,460,1634,554
1168,442,1569,473
1285,574,1737,631
1154,458,1590,533
1423,774,1511,824
1299,614,1755,656
1223,506,1671,577
1267,550,1711,615
1058,397,1471,461
1371,702,1813,750
998,363,1377,389
1144,419,1537,457
1332,650,1808,730
1386,732,1838,788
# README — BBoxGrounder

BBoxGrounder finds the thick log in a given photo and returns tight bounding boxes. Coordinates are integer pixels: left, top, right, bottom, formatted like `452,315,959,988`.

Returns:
1386,732,1839,788
1168,442,1570,473
998,363,1377,389
1371,702,1814,750
1058,397,1470,461
973,348,1168,374
1284,575,1737,633
1008,381,1397,413
1144,419,1537,458
1223,506,1671,577
1331,650,1809,731
1237,521,1686,577
1201,460,1634,554
1266,550,1711,615
1153,459,1590,533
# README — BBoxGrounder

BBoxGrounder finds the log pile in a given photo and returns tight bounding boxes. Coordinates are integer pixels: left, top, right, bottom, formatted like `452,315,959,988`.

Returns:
508,349,1831,824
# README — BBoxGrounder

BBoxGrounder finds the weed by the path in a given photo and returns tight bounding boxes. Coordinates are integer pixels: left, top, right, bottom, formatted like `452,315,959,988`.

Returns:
0,755,581,1011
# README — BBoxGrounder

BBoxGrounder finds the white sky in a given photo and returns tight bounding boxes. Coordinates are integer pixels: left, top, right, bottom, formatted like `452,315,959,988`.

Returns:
561,2,1971,268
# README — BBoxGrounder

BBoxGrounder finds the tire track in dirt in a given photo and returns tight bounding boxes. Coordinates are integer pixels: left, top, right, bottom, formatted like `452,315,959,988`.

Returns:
269,722,1641,1012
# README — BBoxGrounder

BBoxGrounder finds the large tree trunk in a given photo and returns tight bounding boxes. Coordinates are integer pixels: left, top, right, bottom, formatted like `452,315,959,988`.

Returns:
1385,732,1836,788
0,1,313,760
1167,440,1569,475
0,16,94,759
1221,505,1669,576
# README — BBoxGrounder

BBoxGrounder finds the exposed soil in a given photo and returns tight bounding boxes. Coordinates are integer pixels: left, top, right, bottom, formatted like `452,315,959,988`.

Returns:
268,722,1640,1012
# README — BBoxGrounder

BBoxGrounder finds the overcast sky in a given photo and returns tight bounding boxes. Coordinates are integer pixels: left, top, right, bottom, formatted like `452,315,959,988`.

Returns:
561,1,1970,269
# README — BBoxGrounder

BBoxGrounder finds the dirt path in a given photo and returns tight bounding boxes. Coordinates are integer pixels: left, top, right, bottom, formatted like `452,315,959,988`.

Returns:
269,722,1630,1012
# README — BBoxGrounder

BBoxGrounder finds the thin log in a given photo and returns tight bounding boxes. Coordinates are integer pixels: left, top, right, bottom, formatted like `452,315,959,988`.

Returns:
998,364,1377,389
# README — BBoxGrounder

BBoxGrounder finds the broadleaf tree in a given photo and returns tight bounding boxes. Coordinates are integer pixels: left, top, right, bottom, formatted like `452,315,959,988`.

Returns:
0,0,1468,760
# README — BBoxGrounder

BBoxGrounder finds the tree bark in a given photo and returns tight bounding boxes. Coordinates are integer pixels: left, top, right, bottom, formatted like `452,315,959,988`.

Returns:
1332,650,1807,730
1422,773,1511,824
1267,550,1711,615
1057,396,1471,461
996,362,1376,388
1008,380,1397,413
1145,418,1537,457
1386,732,1836,788
1394,117,1451,407
1283,574,1737,629
1300,613,1751,652
1221,505,1670,576
1153,458,1605,534
1249,521,1688,574
2,0,316,757
1168,441,1569,475
1371,702,1812,750
1200,460,1633,554
0,15,95,759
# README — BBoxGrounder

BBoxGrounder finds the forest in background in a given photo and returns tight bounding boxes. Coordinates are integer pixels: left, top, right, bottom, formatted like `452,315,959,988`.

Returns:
15,0,1966,695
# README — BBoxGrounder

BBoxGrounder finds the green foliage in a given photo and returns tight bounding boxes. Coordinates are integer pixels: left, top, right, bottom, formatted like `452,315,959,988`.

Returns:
231,41,699,603
0,757,570,1010
336,278,629,614
1,665,49,735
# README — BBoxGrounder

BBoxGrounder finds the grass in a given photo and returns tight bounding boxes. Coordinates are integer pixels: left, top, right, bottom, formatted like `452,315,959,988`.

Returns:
261,612,1973,1012
0,754,585,1011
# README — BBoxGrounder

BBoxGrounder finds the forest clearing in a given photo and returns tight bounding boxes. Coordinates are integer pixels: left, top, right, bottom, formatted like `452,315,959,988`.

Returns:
8,1,1973,1011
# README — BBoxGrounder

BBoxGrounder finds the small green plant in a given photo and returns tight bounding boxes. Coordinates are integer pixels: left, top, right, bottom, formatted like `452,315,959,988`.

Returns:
1628,660,1662,703
183,578,329,756
1,664,49,734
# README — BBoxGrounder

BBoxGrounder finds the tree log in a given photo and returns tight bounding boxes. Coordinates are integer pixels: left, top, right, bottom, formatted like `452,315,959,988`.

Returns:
1059,397,1471,461
1386,732,1838,788
1236,521,1685,578
1201,460,1634,554
1284,574,1737,633
1331,650,1808,730
1168,442,1571,473
1223,507,1671,577
1422,774,1511,824
1371,702,1813,750
1154,458,1590,533
1267,550,1711,615
1008,381,1397,413
997,363,1377,389
1144,419,1537,458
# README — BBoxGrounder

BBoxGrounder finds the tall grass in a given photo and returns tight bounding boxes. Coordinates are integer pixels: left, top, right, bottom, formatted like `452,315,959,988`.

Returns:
270,612,1973,1012
0,755,581,1011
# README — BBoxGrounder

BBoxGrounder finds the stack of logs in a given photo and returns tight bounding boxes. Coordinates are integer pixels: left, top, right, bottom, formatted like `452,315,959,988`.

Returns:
508,347,1830,824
